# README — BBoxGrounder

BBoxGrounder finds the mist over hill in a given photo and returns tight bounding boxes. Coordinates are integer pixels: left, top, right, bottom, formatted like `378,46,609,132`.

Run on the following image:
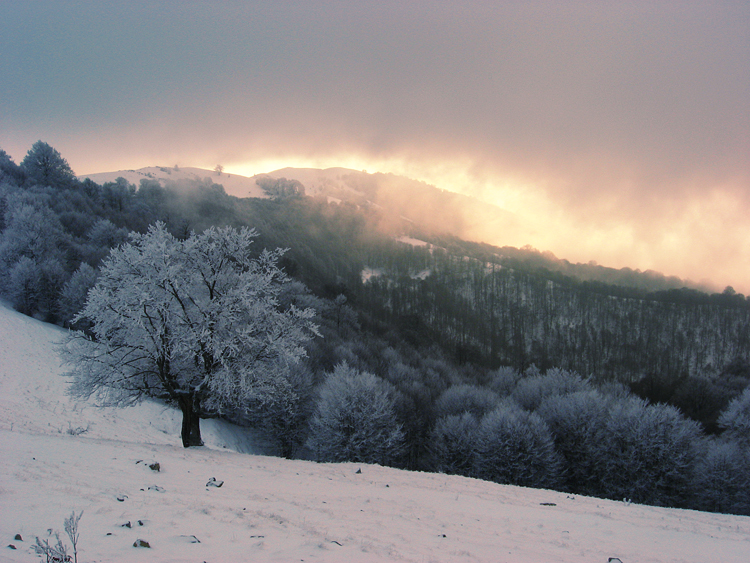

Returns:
3,144,750,522
83,165,711,293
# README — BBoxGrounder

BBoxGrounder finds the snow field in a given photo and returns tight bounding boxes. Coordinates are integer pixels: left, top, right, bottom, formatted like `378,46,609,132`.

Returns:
1,302,749,562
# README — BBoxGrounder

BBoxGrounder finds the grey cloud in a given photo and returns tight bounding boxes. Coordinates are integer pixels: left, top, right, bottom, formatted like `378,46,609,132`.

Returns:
2,1,748,289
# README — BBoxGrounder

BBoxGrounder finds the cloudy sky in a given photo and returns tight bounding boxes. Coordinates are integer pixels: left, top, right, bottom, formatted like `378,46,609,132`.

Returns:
2,1,748,291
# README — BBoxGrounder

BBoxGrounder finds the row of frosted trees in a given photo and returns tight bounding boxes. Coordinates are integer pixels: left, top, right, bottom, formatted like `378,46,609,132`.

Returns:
306,363,750,515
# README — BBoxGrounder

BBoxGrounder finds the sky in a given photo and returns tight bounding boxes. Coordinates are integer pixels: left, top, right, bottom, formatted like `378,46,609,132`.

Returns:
2,1,748,292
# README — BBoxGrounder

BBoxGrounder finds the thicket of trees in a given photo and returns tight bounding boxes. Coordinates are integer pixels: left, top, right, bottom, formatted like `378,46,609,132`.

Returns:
2,142,749,516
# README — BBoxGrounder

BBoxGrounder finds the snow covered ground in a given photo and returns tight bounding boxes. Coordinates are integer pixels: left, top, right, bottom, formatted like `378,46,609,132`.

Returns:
1,302,749,562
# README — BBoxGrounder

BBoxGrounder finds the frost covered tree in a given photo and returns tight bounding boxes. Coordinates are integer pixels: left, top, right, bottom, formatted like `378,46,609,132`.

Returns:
511,368,591,411
64,222,318,447
429,412,480,476
243,363,315,458
718,387,750,447
21,141,76,187
473,400,563,489
594,397,702,507
692,440,750,515
537,390,610,495
433,384,500,419
307,362,406,465
58,263,98,329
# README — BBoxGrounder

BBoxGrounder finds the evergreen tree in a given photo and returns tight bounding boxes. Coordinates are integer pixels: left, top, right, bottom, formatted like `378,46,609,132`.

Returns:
21,141,76,187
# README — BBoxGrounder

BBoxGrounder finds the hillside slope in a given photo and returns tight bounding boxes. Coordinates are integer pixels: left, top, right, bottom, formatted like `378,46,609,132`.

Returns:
80,166,268,199
1,302,748,562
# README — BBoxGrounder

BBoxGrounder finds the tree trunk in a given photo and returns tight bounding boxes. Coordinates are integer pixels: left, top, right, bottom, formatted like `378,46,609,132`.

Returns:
179,395,204,448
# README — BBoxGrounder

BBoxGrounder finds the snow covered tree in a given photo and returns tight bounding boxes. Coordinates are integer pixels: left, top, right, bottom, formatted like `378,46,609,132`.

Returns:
511,367,591,411
718,387,750,448
429,412,480,476
433,384,500,419
58,263,98,329
537,390,610,495
307,362,406,465
64,222,318,447
21,141,76,187
243,363,315,458
692,440,750,515
594,397,702,507
473,400,563,489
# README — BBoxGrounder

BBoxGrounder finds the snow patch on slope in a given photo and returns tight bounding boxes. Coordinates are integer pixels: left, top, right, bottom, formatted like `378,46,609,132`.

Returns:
396,236,430,248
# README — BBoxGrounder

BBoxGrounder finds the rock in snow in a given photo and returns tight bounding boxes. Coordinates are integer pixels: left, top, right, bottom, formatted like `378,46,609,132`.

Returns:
205,477,224,487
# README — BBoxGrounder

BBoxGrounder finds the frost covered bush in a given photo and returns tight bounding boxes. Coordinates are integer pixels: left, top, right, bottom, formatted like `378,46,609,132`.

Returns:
692,441,750,515
244,364,315,459
595,398,702,507
429,412,480,476
307,362,406,465
433,384,500,419
34,510,82,563
473,400,563,489
486,366,522,396
511,368,591,411
537,390,609,495
718,387,750,447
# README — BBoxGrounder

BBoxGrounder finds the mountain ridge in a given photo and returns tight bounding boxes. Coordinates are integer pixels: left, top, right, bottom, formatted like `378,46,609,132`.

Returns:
79,165,709,293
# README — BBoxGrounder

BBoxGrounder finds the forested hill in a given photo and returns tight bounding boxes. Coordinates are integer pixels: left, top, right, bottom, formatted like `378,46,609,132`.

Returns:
3,143,750,514
1,145,748,383
82,163,711,293
258,166,714,293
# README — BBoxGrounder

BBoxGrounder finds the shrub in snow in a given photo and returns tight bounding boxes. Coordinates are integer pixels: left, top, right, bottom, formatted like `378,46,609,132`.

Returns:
473,400,563,489
692,440,750,515
718,387,750,447
429,412,480,476
34,510,82,563
537,390,609,495
243,364,315,459
594,397,702,507
307,362,406,465
434,384,501,419
511,368,591,411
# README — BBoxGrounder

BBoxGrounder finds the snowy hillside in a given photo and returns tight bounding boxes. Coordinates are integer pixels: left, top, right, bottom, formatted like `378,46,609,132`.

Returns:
259,167,364,198
80,167,268,199
1,302,749,562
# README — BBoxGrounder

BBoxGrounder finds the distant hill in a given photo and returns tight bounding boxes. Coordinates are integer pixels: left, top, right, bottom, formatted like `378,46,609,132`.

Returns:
80,166,268,199
80,165,704,293
259,167,526,243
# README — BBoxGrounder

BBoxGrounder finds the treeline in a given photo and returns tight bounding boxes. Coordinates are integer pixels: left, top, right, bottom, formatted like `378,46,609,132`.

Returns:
2,142,749,516
358,248,750,380
304,362,750,515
